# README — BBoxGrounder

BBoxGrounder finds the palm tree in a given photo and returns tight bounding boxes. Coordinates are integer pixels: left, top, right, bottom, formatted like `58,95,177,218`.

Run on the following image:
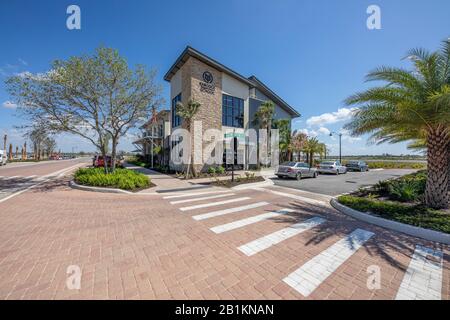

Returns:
273,119,291,162
176,99,201,179
254,101,275,167
303,137,323,168
344,39,450,209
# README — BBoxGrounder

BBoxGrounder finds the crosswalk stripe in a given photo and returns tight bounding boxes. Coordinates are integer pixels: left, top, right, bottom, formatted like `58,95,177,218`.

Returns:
192,202,269,221
170,193,235,205
238,217,326,256
254,188,327,206
283,228,374,297
395,245,443,300
210,208,295,234
179,197,251,212
163,190,232,199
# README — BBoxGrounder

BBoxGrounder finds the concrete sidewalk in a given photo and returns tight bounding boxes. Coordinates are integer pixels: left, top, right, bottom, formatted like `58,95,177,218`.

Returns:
123,163,276,192
123,163,195,192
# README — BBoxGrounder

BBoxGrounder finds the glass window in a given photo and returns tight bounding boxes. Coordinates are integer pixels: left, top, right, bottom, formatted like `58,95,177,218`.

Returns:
172,93,182,128
222,94,244,128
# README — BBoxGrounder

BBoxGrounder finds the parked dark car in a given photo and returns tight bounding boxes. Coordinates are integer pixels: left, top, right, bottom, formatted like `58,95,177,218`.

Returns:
345,160,369,172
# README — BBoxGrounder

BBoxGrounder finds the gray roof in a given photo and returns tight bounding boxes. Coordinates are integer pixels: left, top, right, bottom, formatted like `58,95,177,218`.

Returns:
164,46,300,118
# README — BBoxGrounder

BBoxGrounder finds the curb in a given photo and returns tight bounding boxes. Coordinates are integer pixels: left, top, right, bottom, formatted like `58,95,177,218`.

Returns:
69,180,133,194
330,198,450,245
231,179,274,190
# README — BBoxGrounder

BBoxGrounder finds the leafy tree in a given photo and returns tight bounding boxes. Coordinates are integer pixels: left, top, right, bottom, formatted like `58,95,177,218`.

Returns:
291,131,308,161
344,39,450,208
6,47,162,173
176,99,201,179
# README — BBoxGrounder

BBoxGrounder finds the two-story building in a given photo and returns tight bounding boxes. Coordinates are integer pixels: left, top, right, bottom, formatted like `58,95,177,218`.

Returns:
133,109,171,168
163,46,300,172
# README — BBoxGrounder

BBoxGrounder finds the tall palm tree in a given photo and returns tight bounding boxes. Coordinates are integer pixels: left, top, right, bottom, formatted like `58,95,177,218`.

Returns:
254,101,275,167
273,119,291,162
176,99,201,179
344,39,450,209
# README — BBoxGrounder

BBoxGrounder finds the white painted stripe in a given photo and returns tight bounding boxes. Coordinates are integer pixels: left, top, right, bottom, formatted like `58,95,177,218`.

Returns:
283,228,374,297
395,245,443,300
163,190,232,199
238,217,326,256
0,163,83,204
170,193,235,205
27,175,38,179
193,202,269,221
254,188,327,206
210,208,295,234
179,197,251,212
371,168,384,171
3,176,20,180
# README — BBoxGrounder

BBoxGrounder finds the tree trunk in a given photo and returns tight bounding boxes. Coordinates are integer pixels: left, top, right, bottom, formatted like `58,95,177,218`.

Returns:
448,144,450,191
111,138,118,173
425,126,449,209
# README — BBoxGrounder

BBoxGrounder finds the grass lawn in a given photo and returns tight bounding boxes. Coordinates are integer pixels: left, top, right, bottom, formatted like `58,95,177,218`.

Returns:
74,167,151,191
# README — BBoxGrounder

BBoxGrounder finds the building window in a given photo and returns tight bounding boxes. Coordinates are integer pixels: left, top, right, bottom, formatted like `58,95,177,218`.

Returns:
222,94,244,128
172,93,182,127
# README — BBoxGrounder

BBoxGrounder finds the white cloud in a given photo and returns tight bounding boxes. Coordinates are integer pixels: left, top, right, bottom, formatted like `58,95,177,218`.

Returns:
318,127,330,135
18,58,28,66
2,101,17,109
306,108,356,127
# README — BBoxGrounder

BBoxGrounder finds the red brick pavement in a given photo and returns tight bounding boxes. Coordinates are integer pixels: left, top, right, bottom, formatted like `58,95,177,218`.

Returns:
0,178,448,300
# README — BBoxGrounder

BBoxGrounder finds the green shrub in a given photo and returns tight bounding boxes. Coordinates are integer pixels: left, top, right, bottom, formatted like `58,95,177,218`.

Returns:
337,195,450,234
74,168,150,191
207,166,216,175
216,166,225,174
388,180,422,202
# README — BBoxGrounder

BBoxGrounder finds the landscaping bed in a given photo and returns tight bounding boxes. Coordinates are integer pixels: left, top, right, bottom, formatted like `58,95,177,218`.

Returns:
74,168,153,191
201,173,265,188
337,171,449,234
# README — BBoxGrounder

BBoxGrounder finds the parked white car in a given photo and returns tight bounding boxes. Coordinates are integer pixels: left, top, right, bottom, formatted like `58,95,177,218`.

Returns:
0,150,6,166
317,160,347,175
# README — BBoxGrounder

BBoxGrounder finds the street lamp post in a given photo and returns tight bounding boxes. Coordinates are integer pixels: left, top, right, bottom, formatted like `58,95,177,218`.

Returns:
329,132,342,163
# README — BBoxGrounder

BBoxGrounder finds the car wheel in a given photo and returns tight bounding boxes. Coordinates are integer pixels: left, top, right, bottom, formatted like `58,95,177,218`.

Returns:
276,175,282,179
296,173,302,181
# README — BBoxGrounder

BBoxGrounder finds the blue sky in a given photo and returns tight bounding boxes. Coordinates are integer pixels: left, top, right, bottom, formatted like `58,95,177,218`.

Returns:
0,0,449,154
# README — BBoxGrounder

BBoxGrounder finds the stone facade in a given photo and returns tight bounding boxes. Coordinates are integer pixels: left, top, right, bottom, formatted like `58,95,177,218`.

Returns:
171,57,223,173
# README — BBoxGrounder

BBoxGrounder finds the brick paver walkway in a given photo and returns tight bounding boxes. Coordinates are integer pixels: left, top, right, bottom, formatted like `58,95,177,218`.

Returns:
0,177,448,300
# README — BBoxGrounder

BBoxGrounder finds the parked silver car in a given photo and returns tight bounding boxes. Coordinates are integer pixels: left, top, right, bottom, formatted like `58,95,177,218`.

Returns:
276,162,318,180
317,160,347,175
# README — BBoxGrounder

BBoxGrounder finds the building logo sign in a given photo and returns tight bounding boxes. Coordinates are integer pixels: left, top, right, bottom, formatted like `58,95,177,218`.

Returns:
199,71,215,94
202,71,213,83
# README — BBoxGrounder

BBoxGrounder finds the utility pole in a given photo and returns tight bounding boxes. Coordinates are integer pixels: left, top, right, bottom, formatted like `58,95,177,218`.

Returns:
330,132,343,163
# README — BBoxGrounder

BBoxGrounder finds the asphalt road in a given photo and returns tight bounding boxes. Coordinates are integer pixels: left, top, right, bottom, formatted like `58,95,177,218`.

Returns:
0,157,89,202
271,168,417,196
